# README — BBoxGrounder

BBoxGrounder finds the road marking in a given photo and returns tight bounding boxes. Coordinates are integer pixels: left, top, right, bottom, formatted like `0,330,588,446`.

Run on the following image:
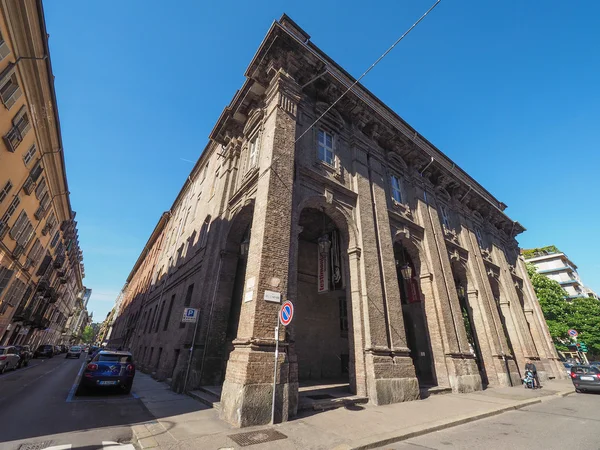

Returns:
66,359,87,403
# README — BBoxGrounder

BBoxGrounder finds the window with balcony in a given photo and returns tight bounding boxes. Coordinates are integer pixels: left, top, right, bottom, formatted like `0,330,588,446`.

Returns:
3,106,31,152
317,129,334,166
0,67,22,110
26,239,44,270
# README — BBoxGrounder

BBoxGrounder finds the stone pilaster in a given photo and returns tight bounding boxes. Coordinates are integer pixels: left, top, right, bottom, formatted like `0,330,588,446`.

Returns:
220,70,300,427
351,139,418,405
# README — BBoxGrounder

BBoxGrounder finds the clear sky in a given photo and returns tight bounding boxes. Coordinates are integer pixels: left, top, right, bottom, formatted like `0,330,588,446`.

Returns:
43,0,600,321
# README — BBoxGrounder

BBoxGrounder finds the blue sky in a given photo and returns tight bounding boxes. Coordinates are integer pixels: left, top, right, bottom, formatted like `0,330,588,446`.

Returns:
43,1,600,320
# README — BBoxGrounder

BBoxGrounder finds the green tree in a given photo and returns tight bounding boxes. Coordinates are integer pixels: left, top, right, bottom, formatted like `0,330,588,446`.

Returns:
81,325,95,344
526,263,600,357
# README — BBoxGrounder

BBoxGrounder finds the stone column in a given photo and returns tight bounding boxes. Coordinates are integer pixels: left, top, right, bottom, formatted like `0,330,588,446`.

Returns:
351,138,418,405
220,70,300,427
415,186,481,393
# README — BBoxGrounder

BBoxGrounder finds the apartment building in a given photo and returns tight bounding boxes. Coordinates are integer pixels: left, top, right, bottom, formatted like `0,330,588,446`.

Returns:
523,245,599,300
0,1,85,347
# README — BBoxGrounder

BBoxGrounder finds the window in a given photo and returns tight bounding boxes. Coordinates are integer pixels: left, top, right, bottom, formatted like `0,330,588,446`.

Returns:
440,205,451,229
3,277,25,307
0,31,10,62
23,145,36,166
3,107,30,152
27,239,44,269
184,284,194,307
390,175,402,204
1,195,20,223
155,300,165,333
0,266,14,297
0,68,22,110
0,180,12,204
9,210,34,247
164,294,175,331
247,135,259,171
475,228,484,248
317,129,334,166
210,167,219,198
36,254,52,276
50,230,60,248
199,216,210,248
35,178,47,200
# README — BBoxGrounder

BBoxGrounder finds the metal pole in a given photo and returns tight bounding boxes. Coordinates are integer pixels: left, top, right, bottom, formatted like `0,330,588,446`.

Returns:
183,311,200,393
271,320,280,425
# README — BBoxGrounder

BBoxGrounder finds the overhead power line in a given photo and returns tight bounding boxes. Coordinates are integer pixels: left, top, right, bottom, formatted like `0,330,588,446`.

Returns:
257,0,443,192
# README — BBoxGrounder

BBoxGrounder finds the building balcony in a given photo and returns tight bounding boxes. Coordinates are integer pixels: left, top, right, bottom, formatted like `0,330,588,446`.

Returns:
558,279,580,286
537,266,575,275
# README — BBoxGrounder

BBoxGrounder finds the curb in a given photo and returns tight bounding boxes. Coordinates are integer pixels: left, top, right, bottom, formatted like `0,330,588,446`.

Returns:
131,420,173,450
346,398,543,450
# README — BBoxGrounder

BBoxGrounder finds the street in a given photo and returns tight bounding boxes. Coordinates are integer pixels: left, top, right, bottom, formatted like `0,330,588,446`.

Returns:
0,354,153,450
384,392,600,450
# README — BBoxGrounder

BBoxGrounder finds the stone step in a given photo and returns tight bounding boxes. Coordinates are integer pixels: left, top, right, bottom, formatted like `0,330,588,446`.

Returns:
299,395,368,412
189,389,221,411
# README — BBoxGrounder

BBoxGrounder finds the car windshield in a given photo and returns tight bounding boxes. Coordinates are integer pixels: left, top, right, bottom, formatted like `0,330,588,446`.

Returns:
96,354,132,363
0,349,5,355
71,347,81,351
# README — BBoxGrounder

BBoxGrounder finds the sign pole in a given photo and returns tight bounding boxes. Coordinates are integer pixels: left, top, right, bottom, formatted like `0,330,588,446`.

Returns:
271,319,280,425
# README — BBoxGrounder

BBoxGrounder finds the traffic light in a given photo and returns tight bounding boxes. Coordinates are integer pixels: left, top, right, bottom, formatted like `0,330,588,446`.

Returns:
580,342,588,352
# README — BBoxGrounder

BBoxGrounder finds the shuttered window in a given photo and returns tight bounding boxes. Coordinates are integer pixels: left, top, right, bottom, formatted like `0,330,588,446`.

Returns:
3,277,25,306
0,265,14,297
9,210,34,246
1,195,20,223
23,145,36,166
35,178,47,200
0,180,12,204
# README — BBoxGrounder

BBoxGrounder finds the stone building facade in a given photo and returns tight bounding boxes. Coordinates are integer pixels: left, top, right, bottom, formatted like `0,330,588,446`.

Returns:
109,14,563,428
0,0,85,347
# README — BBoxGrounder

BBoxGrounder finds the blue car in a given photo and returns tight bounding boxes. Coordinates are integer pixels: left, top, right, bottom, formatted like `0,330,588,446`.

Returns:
79,350,135,394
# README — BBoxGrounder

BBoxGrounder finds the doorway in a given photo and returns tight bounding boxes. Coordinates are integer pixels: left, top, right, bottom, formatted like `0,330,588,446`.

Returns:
394,242,436,387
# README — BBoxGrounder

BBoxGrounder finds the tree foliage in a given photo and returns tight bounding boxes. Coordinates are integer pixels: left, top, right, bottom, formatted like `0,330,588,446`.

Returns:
526,263,600,357
81,325,96,344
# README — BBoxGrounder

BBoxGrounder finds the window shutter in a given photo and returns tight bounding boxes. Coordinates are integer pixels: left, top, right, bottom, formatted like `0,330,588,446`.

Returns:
35,178,47,199
0,41,10,61
36,254,52,277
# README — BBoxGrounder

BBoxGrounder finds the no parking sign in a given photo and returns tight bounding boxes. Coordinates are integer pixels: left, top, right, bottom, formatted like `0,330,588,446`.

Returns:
279,301,294,326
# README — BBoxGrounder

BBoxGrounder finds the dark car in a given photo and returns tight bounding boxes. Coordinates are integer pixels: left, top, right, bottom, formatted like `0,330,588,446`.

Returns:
570,365,600,393
79,351,135,394
34,344,54,358
14,345,32,367
87,346,101,362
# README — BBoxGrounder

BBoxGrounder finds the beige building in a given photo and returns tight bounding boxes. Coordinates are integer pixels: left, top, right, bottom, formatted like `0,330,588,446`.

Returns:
0,0,85,347
109,15,563,428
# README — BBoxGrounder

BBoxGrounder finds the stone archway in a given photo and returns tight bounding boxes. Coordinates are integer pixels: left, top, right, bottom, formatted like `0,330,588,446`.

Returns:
393,240,436,387
288,196,366,398
198,202,254,386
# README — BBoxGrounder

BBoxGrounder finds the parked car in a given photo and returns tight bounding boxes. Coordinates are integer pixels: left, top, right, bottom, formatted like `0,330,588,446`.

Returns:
0,346,20,373
54,345,61,355
14,345,32,367
570,365,600,393
563,362,574,376
79,351,135,394
66,346,83,359
34,344,54,358
87,346,101,362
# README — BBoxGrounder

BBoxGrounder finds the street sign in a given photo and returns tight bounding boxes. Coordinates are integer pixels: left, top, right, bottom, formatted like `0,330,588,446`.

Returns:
279,301,294,326
264,290,281,303
568,329,578,337
181,307,198,323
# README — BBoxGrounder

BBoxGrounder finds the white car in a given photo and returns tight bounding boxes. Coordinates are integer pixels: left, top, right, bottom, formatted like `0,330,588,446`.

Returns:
0,346,20,373
66,346,83,359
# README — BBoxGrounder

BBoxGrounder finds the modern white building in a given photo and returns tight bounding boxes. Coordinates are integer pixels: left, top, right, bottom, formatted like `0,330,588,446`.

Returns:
524,246,599,300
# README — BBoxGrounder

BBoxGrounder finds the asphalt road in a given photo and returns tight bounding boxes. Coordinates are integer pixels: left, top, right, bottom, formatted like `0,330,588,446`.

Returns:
385,391,600,450
0,352,153,450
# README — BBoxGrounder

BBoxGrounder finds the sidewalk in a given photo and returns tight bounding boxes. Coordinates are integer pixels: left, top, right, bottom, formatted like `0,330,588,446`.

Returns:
130,374,574,450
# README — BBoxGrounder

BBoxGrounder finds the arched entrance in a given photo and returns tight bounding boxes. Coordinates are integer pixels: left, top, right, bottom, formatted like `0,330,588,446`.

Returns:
393,242,436,387
292,207,354,393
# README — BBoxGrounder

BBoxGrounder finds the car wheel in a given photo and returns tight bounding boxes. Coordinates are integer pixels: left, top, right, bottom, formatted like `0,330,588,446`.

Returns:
1,365,6,374
576,388,581,393
24,361,29,367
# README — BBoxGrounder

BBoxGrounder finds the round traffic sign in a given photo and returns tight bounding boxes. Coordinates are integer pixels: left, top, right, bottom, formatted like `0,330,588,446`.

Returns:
279,301,294,326
568,329,578,337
